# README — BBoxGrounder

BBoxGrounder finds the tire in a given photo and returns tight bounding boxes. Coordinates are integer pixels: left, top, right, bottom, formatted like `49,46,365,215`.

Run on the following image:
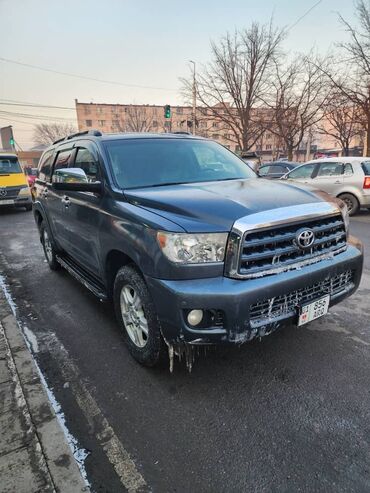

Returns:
113,265,166,367
338,193,359,216
40,222,60,271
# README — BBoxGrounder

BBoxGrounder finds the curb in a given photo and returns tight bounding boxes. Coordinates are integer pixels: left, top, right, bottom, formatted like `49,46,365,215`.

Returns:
0,290,89,493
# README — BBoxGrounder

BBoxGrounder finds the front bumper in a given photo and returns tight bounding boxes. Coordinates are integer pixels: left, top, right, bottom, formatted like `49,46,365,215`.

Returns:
145,237,363,345
0,197,32,207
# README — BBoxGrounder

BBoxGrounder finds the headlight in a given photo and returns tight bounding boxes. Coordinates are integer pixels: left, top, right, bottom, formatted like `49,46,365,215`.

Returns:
337,199,350,233
18,186,31,197
157,231,228,264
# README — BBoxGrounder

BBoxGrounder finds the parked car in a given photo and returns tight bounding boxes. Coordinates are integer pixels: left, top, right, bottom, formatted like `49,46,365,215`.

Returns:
0,153,32,211
258,161,299,179
282,157,370,215
25,167,38,187
33,131,363,368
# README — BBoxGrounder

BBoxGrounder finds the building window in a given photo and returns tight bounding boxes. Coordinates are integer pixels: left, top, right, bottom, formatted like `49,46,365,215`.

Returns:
200,121,207,129
84,106,91,115
176,107,183,114
178,121,184,128
212,133,219,140
97,107,103,115
235,145,241,152
212,122,218,128
164,121,171,128
265,144,272,150
152,121,158,128
86,120,92,127
98,120,105,127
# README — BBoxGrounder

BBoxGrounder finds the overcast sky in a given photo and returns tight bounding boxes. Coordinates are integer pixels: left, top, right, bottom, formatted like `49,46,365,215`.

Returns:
0,0,358,148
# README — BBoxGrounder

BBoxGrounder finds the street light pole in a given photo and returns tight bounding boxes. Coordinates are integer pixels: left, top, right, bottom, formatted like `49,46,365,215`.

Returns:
189,60,196,135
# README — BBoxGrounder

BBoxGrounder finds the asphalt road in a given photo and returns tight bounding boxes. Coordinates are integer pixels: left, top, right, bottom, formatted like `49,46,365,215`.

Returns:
0,207,370,493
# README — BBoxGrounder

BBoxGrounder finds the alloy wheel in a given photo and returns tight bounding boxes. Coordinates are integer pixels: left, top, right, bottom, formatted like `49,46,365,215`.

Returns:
120,285,149,348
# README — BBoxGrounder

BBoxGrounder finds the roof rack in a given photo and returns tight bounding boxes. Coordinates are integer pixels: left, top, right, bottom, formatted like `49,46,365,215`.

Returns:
52,129,102,145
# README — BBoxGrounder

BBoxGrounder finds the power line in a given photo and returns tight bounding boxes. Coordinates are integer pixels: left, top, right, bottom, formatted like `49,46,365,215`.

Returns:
0,100,75,110
287,0,323,32
0,56,178,92
0,110,76,122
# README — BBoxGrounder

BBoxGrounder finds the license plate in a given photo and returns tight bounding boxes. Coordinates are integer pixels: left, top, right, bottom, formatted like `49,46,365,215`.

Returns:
0,199,15,205
298,295,330,326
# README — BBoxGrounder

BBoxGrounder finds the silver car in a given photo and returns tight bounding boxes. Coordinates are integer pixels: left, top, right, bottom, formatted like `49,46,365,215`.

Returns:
282,157,370,215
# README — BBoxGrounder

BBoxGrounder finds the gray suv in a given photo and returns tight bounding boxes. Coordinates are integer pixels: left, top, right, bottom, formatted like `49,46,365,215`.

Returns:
283,157,370,215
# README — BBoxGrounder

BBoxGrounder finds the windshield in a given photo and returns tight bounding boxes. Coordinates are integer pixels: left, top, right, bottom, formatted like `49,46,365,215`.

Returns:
0,157,22,175
104,138,256,189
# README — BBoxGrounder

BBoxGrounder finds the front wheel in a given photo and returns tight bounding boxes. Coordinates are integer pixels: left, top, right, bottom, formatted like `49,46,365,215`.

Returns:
40,222,60,271
113,265,166,367
338,193,359,216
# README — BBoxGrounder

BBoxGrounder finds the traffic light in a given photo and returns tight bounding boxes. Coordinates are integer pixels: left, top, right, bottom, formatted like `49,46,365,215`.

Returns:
164,105,171,119
0,126,15,151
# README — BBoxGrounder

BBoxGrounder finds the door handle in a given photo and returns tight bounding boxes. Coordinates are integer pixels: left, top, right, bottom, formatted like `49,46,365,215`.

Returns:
61,195,70,206
334,180,341,184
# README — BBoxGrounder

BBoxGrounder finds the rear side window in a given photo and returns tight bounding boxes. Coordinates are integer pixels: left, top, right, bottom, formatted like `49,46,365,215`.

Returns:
362,161,370,175
270,165,287,174
343,163,354,175
317,162,343,177
38,150,54,182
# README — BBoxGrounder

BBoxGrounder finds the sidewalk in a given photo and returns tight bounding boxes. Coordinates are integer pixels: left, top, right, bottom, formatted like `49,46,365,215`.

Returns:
0,288,88,493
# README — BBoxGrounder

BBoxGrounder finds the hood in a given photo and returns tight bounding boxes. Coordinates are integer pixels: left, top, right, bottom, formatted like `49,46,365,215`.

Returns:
0,173,28,188
124,178,330,232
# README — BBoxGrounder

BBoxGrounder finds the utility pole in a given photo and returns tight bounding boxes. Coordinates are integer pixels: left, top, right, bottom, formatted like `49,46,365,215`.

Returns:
305,127,312,161
189,60,196,135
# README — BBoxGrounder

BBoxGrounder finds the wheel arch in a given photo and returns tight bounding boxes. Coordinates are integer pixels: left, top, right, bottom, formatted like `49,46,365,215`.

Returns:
105,249,141,298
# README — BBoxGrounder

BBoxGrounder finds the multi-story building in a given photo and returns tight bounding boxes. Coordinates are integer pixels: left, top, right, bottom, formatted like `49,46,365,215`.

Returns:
75,99,277,156
77,100,361,161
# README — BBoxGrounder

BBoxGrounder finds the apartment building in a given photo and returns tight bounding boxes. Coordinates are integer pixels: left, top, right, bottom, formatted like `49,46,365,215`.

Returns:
75,99,280,156
76,99,353,161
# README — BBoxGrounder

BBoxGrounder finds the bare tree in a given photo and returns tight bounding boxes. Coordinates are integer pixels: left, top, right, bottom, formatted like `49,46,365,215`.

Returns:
268,54,328,161
318,1,370,155
317,92,362,156
33,122,77,146
121,106,154,132
181,20,285,151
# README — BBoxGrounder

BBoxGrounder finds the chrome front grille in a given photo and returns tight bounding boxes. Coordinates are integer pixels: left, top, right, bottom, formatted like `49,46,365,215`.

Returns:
249,269,354,326
238,214,346,277
0,186,21,200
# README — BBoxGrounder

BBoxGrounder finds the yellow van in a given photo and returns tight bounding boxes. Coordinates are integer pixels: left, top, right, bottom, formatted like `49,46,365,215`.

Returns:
0,153,32,211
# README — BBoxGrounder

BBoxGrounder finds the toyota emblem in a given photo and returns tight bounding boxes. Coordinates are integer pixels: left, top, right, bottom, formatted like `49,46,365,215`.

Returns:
296,228,315,250
0,188,7,197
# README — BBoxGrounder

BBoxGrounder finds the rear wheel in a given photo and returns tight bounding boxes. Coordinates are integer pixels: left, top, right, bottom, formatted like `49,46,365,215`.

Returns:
113,265,166,367
338,193,359,216
40,222,60,271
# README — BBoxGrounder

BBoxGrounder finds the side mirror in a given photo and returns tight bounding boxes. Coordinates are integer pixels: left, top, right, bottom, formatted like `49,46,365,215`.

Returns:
52,168,102,193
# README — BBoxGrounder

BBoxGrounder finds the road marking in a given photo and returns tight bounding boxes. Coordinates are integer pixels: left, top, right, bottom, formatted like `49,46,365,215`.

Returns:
0,268,148,493
34,331,148,493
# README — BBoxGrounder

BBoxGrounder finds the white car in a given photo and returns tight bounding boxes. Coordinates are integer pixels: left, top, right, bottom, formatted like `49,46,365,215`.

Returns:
282,157,370,215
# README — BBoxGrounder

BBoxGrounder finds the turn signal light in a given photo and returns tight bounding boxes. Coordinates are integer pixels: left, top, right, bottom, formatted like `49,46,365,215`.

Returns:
363,176,370,189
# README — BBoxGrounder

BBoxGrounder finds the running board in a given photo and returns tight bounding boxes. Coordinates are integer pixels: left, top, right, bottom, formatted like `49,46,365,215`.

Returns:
56,255,108,301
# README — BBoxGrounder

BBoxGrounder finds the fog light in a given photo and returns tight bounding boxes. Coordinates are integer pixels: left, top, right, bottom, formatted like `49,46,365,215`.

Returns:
187,309,203,326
